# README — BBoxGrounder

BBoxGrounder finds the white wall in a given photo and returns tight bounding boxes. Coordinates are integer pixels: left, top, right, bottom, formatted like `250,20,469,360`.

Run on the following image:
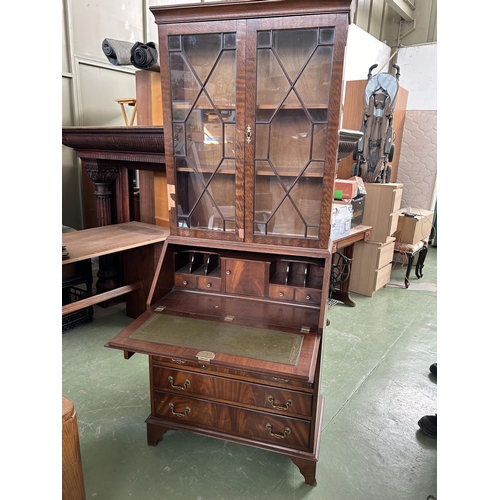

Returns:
395,43,438,212
397,44,437,111
343,24,392,83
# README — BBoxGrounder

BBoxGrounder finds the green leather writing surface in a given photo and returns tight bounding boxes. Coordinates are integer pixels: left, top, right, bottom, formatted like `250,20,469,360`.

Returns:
129,313,303,365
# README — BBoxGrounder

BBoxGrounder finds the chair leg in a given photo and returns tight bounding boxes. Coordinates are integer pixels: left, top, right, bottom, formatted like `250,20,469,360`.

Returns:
405,253,414,288
415,246,428,279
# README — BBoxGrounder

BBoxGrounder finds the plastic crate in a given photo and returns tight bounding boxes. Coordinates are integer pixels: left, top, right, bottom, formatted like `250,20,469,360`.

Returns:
62,287,94,333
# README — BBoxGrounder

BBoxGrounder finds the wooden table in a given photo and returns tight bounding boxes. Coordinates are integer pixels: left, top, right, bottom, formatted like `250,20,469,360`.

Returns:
62,222,170,319
329,224,372,307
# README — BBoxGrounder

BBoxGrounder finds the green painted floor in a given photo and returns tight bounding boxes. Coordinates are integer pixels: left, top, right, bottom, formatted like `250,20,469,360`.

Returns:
62,246,437,500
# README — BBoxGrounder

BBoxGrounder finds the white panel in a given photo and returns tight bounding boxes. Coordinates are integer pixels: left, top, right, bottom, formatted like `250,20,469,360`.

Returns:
397,44,437,111
62,0,70,74
71,0,144,61
398,110,437,212
78,63,136,126
63,76,83,228
344,24,391,82
147,1,218,41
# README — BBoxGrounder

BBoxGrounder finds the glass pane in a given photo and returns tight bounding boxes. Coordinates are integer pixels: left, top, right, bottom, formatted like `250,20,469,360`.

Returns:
223,33,236,49
257,30,272,47
320,28,334,45
256,49,288,109
206,50,236,108
182,34,221,83
255,124,269,159
269,109,311,178
274,29,317,81
311,124,327,160
170,31,237,234
295,46,333,108
253,27,333,240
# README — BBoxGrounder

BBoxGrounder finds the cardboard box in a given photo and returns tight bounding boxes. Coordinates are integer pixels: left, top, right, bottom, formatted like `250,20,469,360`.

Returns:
334,179,358,200
395,209,434,245
335,195,365,227
330,203,352,240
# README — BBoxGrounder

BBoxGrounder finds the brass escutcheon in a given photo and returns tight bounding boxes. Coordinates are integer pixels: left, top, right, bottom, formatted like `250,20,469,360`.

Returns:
246,125,252,143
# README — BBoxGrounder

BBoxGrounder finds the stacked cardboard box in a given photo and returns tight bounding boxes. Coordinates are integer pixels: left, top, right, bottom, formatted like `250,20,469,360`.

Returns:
395,209,434,244
333,176,367,228
349,183,403,296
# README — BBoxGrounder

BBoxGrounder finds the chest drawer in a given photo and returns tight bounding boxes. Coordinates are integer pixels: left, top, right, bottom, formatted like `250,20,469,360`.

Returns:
153,391,311,451
153,365,313,417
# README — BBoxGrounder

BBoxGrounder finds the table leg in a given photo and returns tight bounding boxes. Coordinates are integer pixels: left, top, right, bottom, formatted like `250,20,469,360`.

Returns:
329,245,356,307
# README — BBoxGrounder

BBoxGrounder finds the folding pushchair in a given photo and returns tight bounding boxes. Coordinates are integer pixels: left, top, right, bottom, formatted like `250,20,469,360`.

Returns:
352,63,401,183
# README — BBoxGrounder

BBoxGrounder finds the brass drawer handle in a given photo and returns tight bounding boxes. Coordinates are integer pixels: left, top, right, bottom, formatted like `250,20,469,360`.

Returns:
279,292,284,297
266,423,291,439
168,375,190,391
183,280,188,285
273,377,289,383
226,270,231,275
268,395,292,411
206,282,212,288
305,295,311,300
169,403,191,417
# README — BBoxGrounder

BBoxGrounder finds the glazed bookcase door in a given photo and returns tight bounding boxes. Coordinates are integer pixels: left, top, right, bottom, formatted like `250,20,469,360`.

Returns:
161,20,246,241
244,15,344,249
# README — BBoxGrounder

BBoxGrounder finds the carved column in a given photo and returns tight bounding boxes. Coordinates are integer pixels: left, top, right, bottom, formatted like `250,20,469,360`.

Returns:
84,160,120,226
84,160,121,300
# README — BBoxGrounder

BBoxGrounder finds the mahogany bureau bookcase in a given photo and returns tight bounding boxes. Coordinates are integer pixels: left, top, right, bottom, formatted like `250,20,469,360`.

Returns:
106,0,354,486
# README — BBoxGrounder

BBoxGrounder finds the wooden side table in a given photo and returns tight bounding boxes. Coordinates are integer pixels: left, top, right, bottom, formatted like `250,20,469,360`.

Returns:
62,222,170,319
329,224,372,306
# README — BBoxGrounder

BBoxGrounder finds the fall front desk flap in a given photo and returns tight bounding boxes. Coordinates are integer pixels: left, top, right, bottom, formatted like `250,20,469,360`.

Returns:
106,307,320,382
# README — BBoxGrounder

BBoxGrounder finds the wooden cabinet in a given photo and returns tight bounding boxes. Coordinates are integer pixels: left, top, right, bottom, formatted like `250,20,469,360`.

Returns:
107,238,331,485
155,0,351,250
361,182,403,243
106,0,354,487
349,237,395,297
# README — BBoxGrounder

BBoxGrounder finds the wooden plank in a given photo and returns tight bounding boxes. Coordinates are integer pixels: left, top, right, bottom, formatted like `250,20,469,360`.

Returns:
62,222,170,264
62,282,142,316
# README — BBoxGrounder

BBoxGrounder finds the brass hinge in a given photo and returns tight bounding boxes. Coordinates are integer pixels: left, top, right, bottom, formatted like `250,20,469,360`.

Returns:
300,326,310,334
224,315,234,322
